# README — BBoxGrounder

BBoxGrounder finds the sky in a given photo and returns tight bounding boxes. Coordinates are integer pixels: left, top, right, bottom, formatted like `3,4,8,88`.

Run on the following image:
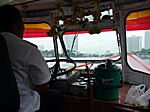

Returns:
24,30,147,55
24,31,118,54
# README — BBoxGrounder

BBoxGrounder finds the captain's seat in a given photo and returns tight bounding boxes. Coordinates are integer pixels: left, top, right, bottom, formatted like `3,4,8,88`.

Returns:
0,34,20,111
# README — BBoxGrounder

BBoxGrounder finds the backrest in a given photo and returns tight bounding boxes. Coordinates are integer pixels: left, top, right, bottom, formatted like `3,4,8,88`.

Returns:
0,34,20,111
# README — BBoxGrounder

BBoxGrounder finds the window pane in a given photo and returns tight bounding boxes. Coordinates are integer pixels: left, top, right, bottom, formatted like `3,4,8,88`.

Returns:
62,30,120,60
23,23,55,59
126,9,150,74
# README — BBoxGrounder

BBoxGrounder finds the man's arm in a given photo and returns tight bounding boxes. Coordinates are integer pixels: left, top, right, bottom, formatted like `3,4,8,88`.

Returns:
33,82,49,92
26,47,51,92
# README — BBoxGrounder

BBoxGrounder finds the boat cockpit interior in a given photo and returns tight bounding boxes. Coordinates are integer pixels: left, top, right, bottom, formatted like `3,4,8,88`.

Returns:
0,0,150,112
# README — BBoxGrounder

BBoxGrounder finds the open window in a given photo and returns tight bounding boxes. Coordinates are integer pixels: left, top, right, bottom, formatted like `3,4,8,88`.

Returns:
125,9,150,74
59,29,121,69
23,23,56,59
62,30,120,60
23,23,76,72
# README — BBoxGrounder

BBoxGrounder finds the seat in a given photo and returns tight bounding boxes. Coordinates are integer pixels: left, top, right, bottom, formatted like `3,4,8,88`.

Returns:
0,34,20,111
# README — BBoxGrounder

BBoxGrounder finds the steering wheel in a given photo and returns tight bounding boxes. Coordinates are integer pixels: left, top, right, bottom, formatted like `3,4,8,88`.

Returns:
46,58,76,79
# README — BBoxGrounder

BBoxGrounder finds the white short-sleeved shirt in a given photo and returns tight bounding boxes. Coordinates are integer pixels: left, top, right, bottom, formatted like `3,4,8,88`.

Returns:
1,32,51,112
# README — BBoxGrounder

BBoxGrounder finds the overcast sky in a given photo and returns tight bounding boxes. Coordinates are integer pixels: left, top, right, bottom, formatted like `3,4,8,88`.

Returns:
24,30,146,54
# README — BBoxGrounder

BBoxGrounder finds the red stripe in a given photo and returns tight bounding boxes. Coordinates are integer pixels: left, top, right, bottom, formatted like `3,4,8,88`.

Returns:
24,33,52,38
126,23,150,31
126,16,150,25
25,28,50,33
76,62,93,68
64,29,113,35
126,16,150,30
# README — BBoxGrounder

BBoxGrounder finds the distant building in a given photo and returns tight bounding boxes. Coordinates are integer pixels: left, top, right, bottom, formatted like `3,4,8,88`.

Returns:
63,35,78,51
127,35,142,52
145,31,150,49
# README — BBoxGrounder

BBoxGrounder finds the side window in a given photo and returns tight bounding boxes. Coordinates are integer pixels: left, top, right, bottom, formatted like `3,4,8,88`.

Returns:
125,9,150,74
23,23,55,59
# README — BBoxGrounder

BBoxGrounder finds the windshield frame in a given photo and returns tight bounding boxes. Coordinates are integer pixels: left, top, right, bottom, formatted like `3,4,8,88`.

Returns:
59,28,121,63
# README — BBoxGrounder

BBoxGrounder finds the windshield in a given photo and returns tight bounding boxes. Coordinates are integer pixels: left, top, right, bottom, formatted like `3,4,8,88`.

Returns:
61,30,120,61
23,23,120,69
